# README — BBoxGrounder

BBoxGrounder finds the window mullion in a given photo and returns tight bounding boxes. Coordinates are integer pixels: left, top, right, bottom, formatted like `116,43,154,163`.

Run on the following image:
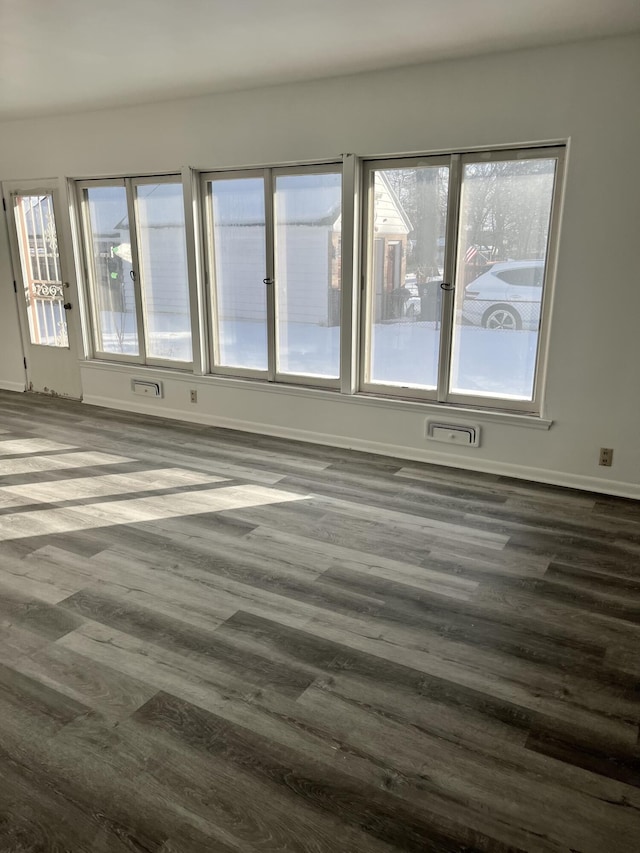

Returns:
126,178,147,362
264,168,276,382
436,153,462,403
201,177,222,370
358,164,374,391
77,188,100,358
182,166,206,374
340,153,358,394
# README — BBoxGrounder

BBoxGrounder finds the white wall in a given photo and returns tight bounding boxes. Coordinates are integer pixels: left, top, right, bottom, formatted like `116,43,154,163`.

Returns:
0,34,638,496
0,210,27,391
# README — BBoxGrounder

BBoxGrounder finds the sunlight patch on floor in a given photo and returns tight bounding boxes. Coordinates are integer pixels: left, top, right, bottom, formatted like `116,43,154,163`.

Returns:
0,451,133,477
0,468,227,504
0,484,306,541
0,438,77,456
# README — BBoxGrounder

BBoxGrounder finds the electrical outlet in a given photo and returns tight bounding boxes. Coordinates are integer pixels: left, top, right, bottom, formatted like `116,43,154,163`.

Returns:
190,389,198,404
599,447,613,467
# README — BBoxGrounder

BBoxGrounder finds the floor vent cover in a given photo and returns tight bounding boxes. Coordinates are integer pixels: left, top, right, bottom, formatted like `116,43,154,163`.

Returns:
426,421,480,447
131,379,163,398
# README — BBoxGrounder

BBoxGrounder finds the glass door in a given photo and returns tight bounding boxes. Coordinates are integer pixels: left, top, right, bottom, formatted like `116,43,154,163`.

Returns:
3,181,82,398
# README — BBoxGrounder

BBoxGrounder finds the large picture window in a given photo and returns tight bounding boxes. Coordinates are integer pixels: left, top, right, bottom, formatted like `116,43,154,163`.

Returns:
70,147,563,416
77,177,192,364
361,148,563,411
202,166,342,385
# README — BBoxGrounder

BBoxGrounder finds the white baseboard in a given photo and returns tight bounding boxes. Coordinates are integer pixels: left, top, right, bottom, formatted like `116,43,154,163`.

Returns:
83,393,640,500
0,381,26,393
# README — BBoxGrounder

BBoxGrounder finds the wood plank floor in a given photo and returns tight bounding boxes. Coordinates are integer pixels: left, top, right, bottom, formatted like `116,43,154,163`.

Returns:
0,389,638,852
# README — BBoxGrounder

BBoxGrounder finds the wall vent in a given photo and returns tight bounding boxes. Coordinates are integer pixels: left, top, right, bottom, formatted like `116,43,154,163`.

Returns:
426,421,480,447
131,379,163,398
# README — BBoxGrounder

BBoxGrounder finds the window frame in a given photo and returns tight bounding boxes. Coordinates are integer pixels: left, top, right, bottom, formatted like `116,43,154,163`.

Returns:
358,153,457,404
358,145,565,414
200,167,270,381
75,174,194,369
68,144,565,420
200,162,343,390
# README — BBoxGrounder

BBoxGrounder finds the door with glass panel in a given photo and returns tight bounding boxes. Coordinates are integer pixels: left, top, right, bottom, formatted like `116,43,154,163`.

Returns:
77,177,193,365
202,165,342,385
361,148,563,412
3,180,82,398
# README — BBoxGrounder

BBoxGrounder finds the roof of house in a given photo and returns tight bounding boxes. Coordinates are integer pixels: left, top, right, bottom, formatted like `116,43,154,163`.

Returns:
27,173,411,237
211,173,342,227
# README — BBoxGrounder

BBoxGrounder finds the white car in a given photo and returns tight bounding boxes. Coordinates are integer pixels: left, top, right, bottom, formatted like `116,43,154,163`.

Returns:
462,260,545,330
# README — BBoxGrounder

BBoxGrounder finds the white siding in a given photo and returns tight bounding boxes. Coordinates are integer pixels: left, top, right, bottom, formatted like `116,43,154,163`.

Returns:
276,226,330,325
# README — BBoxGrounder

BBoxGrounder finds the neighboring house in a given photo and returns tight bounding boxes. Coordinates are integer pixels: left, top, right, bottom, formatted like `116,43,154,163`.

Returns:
111,186,190,328
212,172,412,328
211,174,343,327
370,174,412,322
88,174,412,332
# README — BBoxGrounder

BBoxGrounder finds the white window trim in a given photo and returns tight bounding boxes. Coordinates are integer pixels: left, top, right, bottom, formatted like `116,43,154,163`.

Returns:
359,153,453,405
358,145,566,414
75,175,195,370
68,141,567,421
200,162,343,389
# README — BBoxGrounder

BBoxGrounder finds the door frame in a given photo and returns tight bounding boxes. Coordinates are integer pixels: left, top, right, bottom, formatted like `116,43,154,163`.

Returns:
2,178,84,399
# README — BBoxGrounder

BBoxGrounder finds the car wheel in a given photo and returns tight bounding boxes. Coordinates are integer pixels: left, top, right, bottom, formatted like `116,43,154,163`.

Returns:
482,305,521,330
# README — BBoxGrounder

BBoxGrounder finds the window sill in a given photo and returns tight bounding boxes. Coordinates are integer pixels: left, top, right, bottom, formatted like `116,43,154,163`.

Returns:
80,359,553,431
348,392,552,429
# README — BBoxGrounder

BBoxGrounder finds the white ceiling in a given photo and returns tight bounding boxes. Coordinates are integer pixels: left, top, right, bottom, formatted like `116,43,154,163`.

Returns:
1,0,639,120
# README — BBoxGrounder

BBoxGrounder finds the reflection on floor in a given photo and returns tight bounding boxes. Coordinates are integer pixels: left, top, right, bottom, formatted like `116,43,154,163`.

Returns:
0,390,638,852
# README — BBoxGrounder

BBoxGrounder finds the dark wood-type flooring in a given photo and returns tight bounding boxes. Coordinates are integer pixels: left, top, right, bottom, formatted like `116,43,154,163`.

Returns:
0,389,639,852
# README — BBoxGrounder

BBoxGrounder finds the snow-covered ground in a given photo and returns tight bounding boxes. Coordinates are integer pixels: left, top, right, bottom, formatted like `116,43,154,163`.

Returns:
99,315,538,400
371,321,538,399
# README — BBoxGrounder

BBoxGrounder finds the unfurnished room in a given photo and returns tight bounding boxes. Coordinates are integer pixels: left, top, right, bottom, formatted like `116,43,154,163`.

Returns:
0,1,639,850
